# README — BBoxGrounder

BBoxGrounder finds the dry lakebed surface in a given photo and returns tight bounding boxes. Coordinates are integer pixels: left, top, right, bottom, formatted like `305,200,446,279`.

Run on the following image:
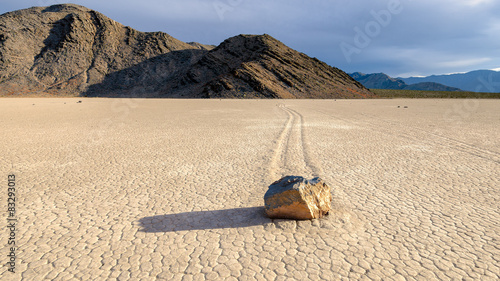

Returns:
1,98,499,280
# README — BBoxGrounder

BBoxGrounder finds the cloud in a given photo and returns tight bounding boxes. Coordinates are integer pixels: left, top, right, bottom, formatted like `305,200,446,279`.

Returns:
435,58,492,69
461,0,494,6
0,0,499,76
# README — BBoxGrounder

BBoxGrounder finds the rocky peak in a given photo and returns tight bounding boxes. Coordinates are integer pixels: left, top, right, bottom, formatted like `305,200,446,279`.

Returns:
176,33,373,98
39,3,90,13
0,4,199,96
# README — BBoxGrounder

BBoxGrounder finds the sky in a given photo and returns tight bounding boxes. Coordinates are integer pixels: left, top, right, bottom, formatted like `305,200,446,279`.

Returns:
1,0,499,77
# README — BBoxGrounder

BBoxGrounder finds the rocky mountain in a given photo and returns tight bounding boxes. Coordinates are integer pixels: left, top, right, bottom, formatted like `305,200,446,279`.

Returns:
350,72,462,92
0,4,373,98
400,70,500,93
350,72,406,90
403,82,462,91
0,4,200,96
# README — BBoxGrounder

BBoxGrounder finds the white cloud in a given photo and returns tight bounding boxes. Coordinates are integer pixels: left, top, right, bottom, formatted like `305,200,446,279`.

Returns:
396,72,426,78
436,58,492,68
461,0,494,6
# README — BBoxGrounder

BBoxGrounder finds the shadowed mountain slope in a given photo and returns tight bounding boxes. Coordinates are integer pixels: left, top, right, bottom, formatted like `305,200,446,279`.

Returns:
0,4,200,96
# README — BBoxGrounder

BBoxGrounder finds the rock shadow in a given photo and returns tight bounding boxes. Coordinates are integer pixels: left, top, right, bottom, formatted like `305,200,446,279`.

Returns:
139,207,270,233
34,14,74,62
82,49,207,97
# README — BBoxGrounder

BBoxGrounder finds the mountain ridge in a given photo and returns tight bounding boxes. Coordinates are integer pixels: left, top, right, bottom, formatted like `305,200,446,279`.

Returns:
0,4,373,98
399,70,500,93
350,72,462,92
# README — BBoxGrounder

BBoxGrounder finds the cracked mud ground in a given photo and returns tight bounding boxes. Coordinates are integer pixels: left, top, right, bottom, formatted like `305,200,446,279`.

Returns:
1,99,499,280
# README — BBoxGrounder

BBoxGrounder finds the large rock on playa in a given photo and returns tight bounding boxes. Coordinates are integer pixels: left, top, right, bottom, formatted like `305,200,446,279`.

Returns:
264,176,331,220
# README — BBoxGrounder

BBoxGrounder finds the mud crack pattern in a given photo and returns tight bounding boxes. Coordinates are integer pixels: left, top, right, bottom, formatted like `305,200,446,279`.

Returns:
0,98,498,280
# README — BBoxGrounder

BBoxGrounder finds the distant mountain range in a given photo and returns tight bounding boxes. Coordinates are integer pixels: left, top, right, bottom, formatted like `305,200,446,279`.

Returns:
349,72,462,92
400,70,500,93
0,4,372,98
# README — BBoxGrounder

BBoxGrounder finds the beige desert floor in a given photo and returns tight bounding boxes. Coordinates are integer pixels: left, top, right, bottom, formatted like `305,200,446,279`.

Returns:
1,98,499,280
